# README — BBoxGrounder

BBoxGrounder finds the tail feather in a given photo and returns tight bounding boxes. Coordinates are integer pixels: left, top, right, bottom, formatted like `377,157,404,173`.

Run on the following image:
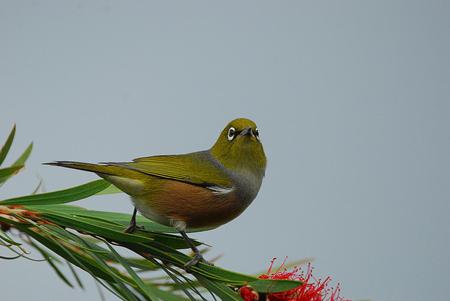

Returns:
44,161,128,176
45,161,147,195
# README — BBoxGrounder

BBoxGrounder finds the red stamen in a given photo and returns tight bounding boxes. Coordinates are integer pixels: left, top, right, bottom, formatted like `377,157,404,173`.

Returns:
243,260,350,301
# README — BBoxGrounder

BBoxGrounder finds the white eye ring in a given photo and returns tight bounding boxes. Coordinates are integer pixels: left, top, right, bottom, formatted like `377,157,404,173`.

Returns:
254,128,260,140
227,127,236,141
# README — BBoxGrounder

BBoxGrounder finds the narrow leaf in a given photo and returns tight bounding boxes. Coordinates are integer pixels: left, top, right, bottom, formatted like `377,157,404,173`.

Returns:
0,165,24,184
27,204,177,233
29,239,74,288
248,279,302,293
0,125,15,166
105,241,162,300
39,213,152,244
0,230,22,246
0,179,111,205
95,184,122,195
12,142,33,167
67,261,84,289
196,276,242,301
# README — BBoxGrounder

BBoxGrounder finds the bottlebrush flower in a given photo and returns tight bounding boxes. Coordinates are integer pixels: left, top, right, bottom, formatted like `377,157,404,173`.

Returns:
239,285,259,301
240,258,349,301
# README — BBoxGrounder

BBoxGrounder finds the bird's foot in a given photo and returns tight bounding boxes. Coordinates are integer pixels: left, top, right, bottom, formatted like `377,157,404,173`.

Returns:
184,252,213,270
123,223,144,234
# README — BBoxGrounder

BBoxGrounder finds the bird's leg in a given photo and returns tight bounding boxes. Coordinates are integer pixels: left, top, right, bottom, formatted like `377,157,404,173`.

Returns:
124,208,143,233
179,230,212,269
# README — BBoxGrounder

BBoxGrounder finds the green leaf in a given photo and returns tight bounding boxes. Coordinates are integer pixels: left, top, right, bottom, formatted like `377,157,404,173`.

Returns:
72,236,142,301
0,216,142,301
26,205,194,249
122,258,160,271
0,165,24,184
12,142,33,167
0,125,15,166
127,242,255,285
0,179,111,205
67,261,84,289
190,263,256,284
33,224,143,301
95,184,122,195
0,217,115,283
73,239,160,271
34,211,158,245
248,279,302,293
0,230,22,246
104,241,164,300
26,204,178,233
29,239,74,288
196,276,242,301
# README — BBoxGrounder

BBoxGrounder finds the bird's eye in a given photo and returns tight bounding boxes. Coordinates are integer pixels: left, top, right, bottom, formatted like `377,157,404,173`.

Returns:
227,127,236,141
254,128,260,140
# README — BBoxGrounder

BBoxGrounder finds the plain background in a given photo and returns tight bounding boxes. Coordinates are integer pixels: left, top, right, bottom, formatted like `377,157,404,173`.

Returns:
1,1,449,300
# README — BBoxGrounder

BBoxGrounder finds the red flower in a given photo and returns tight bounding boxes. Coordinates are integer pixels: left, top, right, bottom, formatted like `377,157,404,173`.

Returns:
239,285,259,301
240,258,349,301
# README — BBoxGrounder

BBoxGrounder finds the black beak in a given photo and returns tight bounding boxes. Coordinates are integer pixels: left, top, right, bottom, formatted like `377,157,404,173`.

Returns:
239,127,253,137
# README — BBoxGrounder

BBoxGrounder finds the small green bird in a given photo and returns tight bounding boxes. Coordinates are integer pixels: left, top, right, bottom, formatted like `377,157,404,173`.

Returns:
46,118,266,267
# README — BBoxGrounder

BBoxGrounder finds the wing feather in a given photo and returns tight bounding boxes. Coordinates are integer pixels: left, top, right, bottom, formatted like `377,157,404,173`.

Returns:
107,151,232,189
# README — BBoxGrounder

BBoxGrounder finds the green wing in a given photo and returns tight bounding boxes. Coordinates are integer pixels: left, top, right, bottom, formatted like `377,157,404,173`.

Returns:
110,151,232,188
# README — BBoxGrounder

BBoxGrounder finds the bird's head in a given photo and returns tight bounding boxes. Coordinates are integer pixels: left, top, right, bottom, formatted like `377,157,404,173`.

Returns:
210,118,267,175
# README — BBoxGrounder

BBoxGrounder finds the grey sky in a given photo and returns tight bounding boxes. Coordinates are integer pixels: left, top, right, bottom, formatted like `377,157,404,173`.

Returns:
1,1,449,300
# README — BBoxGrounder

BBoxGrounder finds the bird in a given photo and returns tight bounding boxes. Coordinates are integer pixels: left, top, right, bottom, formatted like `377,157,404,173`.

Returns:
45,118,267,268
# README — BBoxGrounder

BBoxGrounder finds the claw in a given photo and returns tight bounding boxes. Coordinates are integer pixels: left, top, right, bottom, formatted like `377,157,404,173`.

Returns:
184,253,202,269
124,207,142,233
124,224,144,233
178,229,214,270
184,252,214,270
